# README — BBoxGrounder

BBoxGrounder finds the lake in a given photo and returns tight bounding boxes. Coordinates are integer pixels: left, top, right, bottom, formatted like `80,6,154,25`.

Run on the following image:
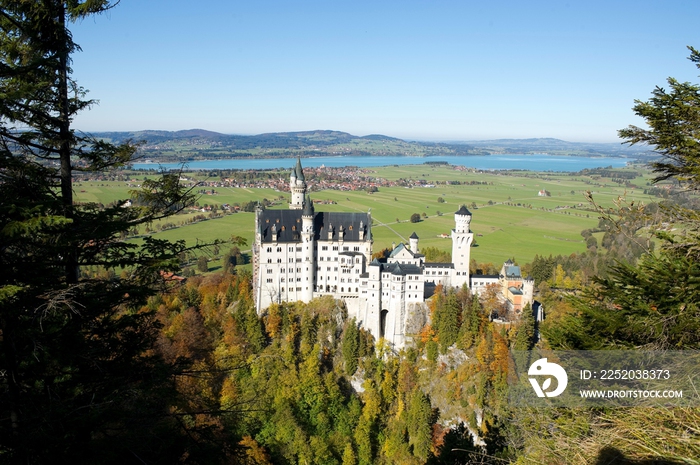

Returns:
131,154,634,172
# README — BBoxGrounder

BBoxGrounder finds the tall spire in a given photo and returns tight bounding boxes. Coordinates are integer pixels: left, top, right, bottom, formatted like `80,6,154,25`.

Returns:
295,157,305,182
302,195,314,216
289,157,307,209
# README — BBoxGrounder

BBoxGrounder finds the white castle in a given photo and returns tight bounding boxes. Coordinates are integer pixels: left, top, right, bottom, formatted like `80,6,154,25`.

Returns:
253,158,534,348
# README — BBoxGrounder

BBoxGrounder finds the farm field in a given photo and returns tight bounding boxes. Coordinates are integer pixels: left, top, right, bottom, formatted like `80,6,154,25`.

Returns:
74,163,661,268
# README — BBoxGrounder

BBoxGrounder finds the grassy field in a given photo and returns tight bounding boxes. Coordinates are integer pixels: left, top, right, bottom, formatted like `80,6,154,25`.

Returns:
74,164,661,267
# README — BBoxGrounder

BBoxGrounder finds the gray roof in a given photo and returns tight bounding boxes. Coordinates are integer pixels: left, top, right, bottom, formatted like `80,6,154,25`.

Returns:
389,243,408,258
424,262,454,269
381,262,422,276
508,286,523,295
456,205,472,216
504,265,522,278
302,195,314,216
293,157,305,182
472,274,499,280
258,209,371,243
410,232,419,239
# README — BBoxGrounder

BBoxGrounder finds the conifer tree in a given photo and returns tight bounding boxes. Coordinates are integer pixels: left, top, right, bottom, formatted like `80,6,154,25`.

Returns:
513,303,536,351
342,318,361,375
0,2,207,462
554,46,700,350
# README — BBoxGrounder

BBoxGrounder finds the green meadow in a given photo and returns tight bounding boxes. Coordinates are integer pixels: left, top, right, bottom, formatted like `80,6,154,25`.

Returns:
74,163,660,267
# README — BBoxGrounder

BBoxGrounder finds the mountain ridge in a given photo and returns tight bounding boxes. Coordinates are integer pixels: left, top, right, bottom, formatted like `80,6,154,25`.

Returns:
92,129,652,161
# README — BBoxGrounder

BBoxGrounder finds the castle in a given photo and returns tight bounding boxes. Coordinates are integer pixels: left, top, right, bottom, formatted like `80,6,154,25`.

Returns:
253,158,534,348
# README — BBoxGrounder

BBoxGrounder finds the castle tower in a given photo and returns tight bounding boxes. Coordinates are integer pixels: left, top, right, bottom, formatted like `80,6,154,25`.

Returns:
523,275,534,308
300,195,315,302
289,157,306,209
409,232,419,253
451,205,473,288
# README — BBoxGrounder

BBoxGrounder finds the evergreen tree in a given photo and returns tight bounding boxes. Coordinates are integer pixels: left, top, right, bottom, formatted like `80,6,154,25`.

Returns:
342,318,361,375
619,46,700,187
513,303,536,350
551,46,700,351
0,2,210,462
406,389,433,461
436,289,460,352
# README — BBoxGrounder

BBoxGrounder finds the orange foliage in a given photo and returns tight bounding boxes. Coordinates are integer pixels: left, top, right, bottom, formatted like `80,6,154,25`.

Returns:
419,324,436,343
431,423,448,454
490,329,510,383
238,436,273,465
264,303,282,338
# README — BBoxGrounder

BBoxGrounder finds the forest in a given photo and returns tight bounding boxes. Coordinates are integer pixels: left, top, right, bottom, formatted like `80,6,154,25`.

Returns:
0,1,699,464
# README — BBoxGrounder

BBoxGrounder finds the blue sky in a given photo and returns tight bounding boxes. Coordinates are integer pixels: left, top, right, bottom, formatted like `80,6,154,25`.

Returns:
70,0,700,142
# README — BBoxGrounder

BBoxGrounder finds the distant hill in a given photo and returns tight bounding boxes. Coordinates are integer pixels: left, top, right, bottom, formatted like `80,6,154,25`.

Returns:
92,129,653,162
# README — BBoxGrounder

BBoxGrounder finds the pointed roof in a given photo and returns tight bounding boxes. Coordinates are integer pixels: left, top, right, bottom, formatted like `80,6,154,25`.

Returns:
456,205,471,216
294,157,305,182
302,195,314,216
409,232,419,239
389,243,407,258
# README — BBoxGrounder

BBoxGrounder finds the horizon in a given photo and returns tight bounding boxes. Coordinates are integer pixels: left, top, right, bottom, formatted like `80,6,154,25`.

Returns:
92,127,633,146
70,1,700,143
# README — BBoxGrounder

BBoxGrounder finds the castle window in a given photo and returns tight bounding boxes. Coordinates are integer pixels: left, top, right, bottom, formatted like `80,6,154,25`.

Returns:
266,269,272,274
321,246,328,251
292,225,296,231
267,259,272,263
281,226,286,231
276,218,280,223
277,247,282,252
349,225,353,231
296,218,300,223
266,219,269,223
266,247,271,252
277,258,282,263
266,278,273,283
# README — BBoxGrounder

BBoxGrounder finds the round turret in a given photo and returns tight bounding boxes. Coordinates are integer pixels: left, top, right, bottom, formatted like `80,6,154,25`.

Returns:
454,204,472,233
289,157,307,209
409,231,419,253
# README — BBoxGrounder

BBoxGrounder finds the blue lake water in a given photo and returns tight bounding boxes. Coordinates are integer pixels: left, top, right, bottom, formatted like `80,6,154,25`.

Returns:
132,154,634,173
